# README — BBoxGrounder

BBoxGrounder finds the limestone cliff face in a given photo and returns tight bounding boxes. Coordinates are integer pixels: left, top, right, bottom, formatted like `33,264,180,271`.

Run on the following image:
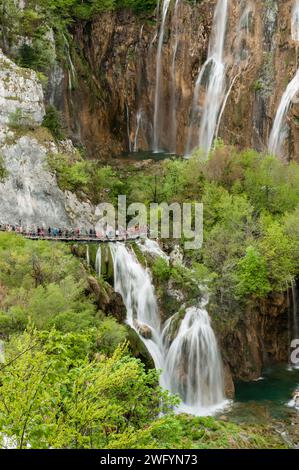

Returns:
51,0,299,161
0,50,95,228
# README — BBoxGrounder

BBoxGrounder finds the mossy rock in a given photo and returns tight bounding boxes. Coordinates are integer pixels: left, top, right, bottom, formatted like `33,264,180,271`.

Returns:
126,325,155,370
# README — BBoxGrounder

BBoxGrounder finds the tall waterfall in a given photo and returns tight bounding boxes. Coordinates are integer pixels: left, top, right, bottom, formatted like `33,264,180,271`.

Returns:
268,68,299,157
269,1,299,157
153,0,171,152
109,242,226,415
169,0,181,154
292,0,299,41
186,0,229,157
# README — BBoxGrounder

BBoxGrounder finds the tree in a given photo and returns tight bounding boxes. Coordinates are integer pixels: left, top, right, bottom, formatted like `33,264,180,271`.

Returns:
0,330,177,449
235,246,271,298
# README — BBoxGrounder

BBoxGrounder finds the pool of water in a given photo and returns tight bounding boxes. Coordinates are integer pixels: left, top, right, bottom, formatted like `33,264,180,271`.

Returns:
225,365,299,423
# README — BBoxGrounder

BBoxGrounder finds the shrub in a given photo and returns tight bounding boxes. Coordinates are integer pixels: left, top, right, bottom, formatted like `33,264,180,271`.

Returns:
42,105,65,140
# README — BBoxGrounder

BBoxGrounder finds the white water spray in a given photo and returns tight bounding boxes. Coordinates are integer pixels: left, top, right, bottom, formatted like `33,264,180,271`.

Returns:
133,110,143,152
186,0,229,156
86,245,90,267
109,242,226,415
292,0,299,41
126,103,132,152
161,304,225,413
268,68,299,157
95,246,101,276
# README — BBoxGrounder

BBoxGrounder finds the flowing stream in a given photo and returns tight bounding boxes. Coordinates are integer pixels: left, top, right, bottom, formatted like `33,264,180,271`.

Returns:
109,242,226,415
186,0,229,156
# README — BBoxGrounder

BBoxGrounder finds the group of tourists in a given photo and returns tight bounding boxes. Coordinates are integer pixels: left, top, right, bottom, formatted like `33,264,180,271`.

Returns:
0,222,148,241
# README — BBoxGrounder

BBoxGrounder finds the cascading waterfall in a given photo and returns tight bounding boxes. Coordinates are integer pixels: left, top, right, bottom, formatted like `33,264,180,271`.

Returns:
161,305,225,412
95,246,101,276
133,110,143,152
186,0,229,157
109,242,226,415
292,0,299,41
126,103,132,152
110,243,165,371
153,0,171,152
268,68,299,157
269,1,299,157
169,0,181,154
86,245,90,267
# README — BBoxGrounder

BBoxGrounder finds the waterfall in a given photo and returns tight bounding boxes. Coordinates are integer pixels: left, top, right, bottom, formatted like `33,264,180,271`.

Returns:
138,238,169,261
268,68,299,157
292,0,299,41
86,245,90,267
169,0,181,154
133,110,143,152
269,1,299,157
126,103,132,152
95,246,101,276
110,243,165,371
153,0,171,153
161,305,225,412
186,0,229,157
110,242,226,415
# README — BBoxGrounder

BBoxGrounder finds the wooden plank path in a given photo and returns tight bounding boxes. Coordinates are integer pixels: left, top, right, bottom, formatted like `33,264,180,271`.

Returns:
23,235,143,244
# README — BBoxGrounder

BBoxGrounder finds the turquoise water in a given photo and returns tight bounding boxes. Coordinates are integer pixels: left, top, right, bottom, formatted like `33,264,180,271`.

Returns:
227,365,299,423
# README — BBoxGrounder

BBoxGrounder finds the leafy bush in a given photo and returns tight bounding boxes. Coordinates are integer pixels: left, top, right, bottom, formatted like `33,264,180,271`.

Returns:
42,105,65,140
151,257,171,282
235,246,271,298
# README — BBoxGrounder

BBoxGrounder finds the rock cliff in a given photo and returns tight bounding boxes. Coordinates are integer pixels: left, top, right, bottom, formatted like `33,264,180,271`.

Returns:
0,49,95,228
47,0,299,162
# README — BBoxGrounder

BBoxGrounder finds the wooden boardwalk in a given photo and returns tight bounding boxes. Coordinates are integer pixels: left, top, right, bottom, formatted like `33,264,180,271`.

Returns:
23,234,143,244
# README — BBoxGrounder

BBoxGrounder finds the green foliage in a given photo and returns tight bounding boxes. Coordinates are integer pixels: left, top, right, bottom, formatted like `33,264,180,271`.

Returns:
258,219,297,289
125,146,299,307
96,317,127,355
42,105,65,140
0,233,97,334
235,246,271,298
8,108,35,130
0,153,8,181
0,330,176,449
47,152,89,193
151,257,171,282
